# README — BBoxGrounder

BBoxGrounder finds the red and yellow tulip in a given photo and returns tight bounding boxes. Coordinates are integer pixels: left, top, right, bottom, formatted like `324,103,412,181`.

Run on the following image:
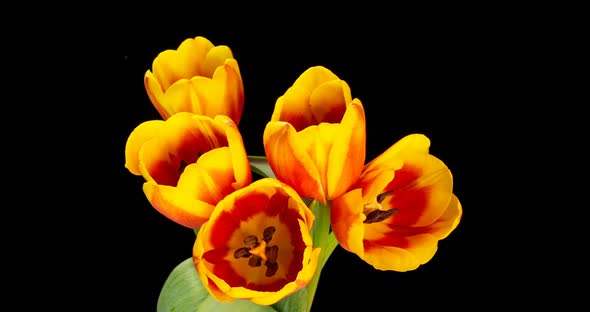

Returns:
193,178,320,305
263,66,366,204
331,134,462,271
124,112,251,228
144,36,244,124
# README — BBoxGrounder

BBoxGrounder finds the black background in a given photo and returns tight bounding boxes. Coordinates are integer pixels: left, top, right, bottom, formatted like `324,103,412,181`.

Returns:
57,15,553,311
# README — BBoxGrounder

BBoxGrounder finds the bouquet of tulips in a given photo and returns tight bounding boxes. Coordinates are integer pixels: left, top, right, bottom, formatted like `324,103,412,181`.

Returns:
124,35,462,311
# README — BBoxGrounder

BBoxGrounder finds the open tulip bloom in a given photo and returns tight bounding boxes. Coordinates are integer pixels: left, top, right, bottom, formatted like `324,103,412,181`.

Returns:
124,35,463,311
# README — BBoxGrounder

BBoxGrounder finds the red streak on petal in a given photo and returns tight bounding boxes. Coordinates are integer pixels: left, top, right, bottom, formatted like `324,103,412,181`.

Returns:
318,104,346,125
281,112,311,132
364,235,409,250
231,191,270,221
387,188,429,225
203,248,230,264
150,160,180,186
212,261,247,287
266,190,289,217
385,166,429,225
210,211,240,248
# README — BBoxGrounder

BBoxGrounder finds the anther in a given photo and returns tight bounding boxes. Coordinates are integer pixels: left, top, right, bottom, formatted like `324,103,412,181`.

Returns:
364,208,398,224
376,190,394,203
243,235,259,247
263,226,276,243
265,245,279,263
265,261,279,277
248,255,262,267
233,247,251,258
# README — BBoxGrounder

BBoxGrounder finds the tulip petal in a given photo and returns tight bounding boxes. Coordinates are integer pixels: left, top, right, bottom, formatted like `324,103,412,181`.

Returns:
331,189,366,256
293,66,340,91
273,86,313,131
385,152,453,227
309,79,351,124
327,99,366,198
358,167,398,204
423,194,462,239
214,59,244,124
264,122,325,202
143,181,215,228
215,115,251,189
144,71,171,119
124,120,165,175
203,45,234,78
362,229,439,272
177,148,236,206
364,133,431,174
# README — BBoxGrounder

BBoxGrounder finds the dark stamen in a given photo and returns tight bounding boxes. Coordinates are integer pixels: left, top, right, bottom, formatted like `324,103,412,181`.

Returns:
265,261,279,277
364,208,398,224
243,235,259,247
265,245,279,263
233,247,251,258
263,226,276,243
248,255,262,267
376,190,394,203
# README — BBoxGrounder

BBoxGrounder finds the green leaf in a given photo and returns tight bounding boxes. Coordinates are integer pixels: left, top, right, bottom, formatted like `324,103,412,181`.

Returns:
248,156,276,179
271,287,308,312
157,257,278,312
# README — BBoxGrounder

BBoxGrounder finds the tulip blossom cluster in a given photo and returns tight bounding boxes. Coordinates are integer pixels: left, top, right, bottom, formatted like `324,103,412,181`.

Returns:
124,35,462,311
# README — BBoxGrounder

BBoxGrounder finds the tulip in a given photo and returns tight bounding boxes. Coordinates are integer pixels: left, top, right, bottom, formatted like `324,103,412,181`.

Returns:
124,112,251,228
193,178,320,305
331,134,462,271
144,36,244,124
263,66,366,203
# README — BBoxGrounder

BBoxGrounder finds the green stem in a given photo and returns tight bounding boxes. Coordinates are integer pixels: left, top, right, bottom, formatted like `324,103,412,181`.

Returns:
306,200,338,312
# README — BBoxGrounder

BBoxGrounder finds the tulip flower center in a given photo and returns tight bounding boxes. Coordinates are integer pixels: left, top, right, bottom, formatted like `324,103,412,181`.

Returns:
363,190,398,224
233,226,280,277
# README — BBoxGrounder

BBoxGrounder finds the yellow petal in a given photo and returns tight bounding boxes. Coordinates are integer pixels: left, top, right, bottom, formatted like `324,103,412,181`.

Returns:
424,194,462,239
143,181,215,228
203,45,234,78
364,133,431,174
386,152,453,227
213,59,244,125
144,70,172,119
124,120,165,175
177,148,236,205
293,66,340,91
159,78,199,116
361,230,439,272
273,85,313,131
263,122,325,202
331,189,366,256
216,115,250,189
327,99,366,198
309,79,351,124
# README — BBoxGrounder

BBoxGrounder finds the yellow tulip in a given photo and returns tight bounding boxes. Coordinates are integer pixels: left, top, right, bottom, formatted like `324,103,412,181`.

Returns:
331,134,462,271
193,178,320,305
144,36,244,124
263,66,366,204
124,112,251,228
